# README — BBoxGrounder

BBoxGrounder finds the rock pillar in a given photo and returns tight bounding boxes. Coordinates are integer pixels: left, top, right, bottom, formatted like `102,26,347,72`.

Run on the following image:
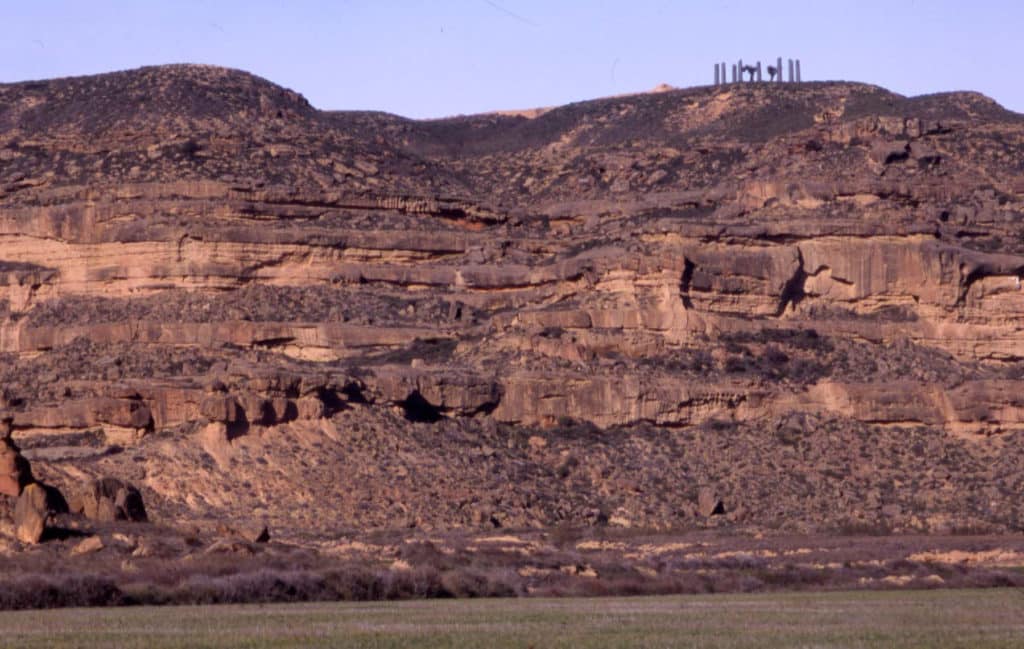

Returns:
0,415,32,498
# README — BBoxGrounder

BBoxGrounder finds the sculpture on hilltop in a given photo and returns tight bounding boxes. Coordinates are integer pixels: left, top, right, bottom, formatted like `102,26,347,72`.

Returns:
714,57,801,85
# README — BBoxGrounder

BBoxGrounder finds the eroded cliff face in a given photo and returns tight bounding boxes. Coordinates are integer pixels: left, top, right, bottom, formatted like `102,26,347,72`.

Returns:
2,65,1024,538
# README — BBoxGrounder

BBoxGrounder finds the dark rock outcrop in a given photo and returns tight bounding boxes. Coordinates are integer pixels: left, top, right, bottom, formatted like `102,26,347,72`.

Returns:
68,478,147,523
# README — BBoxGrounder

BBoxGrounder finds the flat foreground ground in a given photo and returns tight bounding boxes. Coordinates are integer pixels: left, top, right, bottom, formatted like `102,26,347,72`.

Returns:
0,589,1022,649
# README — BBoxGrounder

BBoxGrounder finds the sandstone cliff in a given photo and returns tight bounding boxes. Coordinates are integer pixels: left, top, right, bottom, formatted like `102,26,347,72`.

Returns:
2,65,1023,539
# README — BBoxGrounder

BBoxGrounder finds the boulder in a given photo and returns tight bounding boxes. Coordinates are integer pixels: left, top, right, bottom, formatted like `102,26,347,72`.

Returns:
14,483,65,544
219,521,270,543
269,397,296,423
237,392,273,425
204,538,257,555
296,396,325,420
198,422,234,469
200,395,242,424
14,485,47,544
70,535,105,556
697,486,725,518
0,437,33,497
68,477,148,523
241,523,270,544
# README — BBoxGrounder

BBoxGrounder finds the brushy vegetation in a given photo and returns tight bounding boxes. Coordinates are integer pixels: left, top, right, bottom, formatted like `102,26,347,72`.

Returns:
1,532,1023,611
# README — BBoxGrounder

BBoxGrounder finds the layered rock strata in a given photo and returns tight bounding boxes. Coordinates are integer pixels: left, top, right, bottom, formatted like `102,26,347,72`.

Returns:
2,65,1024,537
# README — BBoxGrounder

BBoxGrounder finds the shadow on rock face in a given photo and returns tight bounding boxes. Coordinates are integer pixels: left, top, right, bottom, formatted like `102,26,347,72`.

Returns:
40,525,91,543
401,391,443,423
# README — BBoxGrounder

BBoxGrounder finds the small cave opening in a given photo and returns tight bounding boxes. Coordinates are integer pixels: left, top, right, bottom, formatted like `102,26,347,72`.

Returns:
400,391,444,423
251,336,297,349
226,411,251,441
319,389,349,417
438,207,468,221
884,150,909,165
341,382,369,404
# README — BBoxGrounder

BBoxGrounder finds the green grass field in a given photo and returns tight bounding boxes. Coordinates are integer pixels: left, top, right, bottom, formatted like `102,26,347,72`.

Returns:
0,589,1021,649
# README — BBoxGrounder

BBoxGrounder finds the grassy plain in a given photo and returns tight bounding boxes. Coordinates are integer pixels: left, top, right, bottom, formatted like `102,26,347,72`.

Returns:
0,588,1021,649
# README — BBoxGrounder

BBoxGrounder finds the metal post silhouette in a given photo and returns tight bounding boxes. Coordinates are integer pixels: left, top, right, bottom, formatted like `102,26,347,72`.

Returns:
719,57,803,84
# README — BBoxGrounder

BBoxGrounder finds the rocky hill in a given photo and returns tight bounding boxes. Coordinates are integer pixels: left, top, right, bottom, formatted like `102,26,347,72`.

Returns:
2,64,1024,544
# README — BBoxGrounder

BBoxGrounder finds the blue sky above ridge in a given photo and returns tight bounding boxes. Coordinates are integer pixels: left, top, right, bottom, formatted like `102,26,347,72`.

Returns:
3,1,1021,119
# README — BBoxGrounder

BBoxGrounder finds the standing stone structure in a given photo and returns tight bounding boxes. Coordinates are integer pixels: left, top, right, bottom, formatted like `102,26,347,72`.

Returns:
716,57,806,84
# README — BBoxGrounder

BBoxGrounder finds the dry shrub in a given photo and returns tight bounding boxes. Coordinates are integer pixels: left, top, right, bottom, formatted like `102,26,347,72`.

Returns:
397,541,458,571
439,568,521,598
378,567,450,599
755,565,833,589
0,574,122,610
4,531,1024,611
958,570,1024,589
168,570,329,604
2,561,1020,611
119,565,451,606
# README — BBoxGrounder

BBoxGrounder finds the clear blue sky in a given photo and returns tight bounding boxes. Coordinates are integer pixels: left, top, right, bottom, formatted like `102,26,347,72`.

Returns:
2,1,1021,119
